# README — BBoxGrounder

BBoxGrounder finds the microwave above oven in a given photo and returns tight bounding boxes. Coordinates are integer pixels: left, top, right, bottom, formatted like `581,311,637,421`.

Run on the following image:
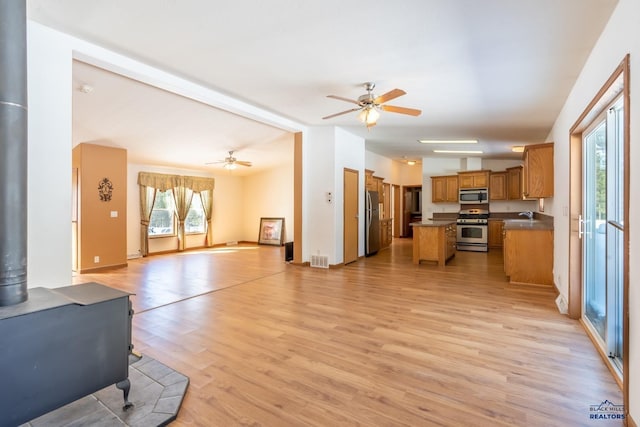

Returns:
459,188,489,204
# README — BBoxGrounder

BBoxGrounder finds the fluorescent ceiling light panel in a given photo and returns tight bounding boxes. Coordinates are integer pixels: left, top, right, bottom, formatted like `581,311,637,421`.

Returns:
433,150,483,154
418,139,478,144
511,146,525,152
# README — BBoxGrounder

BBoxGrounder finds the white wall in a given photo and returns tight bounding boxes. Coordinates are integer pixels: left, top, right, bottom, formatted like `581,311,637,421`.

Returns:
547,0,639,419
303,127,337,263
365,151,422,186
243,162,294,243
27,22,73,288
365,151,393,180
302,126,366,265
396,163,423,186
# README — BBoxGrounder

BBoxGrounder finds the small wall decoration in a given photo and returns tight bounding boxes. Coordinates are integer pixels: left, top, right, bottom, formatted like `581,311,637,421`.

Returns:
258,217,285,246
98,177,114,202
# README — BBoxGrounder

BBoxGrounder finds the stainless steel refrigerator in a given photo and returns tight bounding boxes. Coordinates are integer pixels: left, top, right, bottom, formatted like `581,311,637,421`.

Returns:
365,190,380,256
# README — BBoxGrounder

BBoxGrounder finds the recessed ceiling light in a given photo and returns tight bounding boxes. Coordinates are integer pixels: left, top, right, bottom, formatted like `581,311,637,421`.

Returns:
418,139,478,144
433,150,483,154
512,146,525,152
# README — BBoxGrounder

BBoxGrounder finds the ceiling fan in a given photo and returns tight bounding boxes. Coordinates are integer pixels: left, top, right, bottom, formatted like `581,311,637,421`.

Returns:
206,150,252,169
322,82,422,128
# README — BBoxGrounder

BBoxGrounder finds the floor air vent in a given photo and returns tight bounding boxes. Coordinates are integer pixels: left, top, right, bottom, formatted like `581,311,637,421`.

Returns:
310,255,329,268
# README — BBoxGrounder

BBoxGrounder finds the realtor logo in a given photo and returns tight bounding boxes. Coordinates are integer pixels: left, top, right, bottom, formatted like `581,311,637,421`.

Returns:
589,400,625,420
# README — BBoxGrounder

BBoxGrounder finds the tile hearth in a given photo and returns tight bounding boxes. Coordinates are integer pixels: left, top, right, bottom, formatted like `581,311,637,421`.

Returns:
21,355,188,427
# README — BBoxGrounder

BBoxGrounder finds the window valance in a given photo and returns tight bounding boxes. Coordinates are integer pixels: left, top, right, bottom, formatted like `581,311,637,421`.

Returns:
137,172,215,192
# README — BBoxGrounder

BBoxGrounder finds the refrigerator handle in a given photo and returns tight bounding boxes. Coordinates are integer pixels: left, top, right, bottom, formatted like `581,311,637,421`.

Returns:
366,192,372,223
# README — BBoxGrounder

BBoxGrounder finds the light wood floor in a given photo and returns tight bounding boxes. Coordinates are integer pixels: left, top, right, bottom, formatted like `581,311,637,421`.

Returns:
73,240,623,426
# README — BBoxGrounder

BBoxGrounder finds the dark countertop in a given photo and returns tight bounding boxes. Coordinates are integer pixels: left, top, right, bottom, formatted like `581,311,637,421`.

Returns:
410,220,457,227
503,219,554,230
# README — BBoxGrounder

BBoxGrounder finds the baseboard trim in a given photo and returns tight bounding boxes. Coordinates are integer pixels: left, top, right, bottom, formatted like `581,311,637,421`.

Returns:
78,263,128,274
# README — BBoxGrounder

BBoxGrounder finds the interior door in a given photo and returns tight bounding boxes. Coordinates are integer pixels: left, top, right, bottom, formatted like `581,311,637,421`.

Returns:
343,168,359,264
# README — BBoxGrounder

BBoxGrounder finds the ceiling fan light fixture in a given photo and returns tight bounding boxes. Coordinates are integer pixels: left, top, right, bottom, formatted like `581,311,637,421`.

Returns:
358,107,380,125
224,162,237,170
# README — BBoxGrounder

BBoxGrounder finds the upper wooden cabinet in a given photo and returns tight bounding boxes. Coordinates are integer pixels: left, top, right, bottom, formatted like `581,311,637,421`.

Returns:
365,170,375,191
523,143,554,198
458,170,489,189
506,166,523,200
365,169,385,194
431,175,458,203
489,172,507,201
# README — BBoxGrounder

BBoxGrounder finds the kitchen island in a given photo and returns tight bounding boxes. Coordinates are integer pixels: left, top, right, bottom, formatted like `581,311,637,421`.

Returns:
410,220,457,266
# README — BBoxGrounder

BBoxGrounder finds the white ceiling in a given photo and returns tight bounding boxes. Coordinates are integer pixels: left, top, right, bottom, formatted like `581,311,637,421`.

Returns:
28,0,618,174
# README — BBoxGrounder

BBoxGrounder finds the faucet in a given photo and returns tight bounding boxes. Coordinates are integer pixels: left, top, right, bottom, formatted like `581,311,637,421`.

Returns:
519,211,534,220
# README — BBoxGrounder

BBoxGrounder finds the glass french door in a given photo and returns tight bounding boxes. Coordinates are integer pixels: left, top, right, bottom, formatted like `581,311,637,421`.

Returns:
582,96,624,372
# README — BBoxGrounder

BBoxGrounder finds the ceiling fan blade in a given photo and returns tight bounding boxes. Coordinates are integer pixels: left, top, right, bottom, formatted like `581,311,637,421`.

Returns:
322,108,361,120
374,88,406,105
381,104,422,116
327,95,361,105
235,161,252,167
205,160,226,165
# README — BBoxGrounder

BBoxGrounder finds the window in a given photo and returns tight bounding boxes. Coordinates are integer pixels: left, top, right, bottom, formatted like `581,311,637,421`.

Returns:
149,190,176,237
185,193,206,234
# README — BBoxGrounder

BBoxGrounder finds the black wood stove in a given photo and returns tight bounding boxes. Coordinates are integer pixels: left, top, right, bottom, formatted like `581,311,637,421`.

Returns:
0,283,133,427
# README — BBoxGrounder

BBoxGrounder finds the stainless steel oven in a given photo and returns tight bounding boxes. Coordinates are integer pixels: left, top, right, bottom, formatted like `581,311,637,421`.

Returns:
456,208,489,252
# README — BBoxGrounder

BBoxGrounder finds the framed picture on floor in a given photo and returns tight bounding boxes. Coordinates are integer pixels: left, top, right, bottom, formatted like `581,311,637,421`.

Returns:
258,217,285,246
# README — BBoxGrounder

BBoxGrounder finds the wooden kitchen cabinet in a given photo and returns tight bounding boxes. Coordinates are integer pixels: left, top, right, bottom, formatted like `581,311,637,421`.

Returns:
365,170,376,191
412,222,456,266
506,166,523,200
523,143,554,198
445,223,457,260
503,228,553,286
488,220,504,248
489,172,507,201
431,175,458,203
458,170,490,189
365,170,384,194
380,218,392,249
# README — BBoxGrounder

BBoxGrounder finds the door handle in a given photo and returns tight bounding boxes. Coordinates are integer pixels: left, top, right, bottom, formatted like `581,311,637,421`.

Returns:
578,214,584,239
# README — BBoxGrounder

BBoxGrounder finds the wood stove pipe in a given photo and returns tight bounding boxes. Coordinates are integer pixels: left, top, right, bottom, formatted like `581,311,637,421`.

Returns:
0,0,28,306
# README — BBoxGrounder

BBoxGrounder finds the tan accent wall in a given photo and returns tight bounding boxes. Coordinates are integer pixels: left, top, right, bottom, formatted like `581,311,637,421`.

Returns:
72,143,127,272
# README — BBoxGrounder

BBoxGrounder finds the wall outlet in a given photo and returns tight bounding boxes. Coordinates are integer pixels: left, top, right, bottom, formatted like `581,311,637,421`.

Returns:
110,211,118,218
94,256,100,263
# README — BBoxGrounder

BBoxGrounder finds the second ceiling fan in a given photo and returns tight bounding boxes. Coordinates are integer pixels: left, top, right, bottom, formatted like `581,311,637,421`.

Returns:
322,82,421,128
206,150,252,170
